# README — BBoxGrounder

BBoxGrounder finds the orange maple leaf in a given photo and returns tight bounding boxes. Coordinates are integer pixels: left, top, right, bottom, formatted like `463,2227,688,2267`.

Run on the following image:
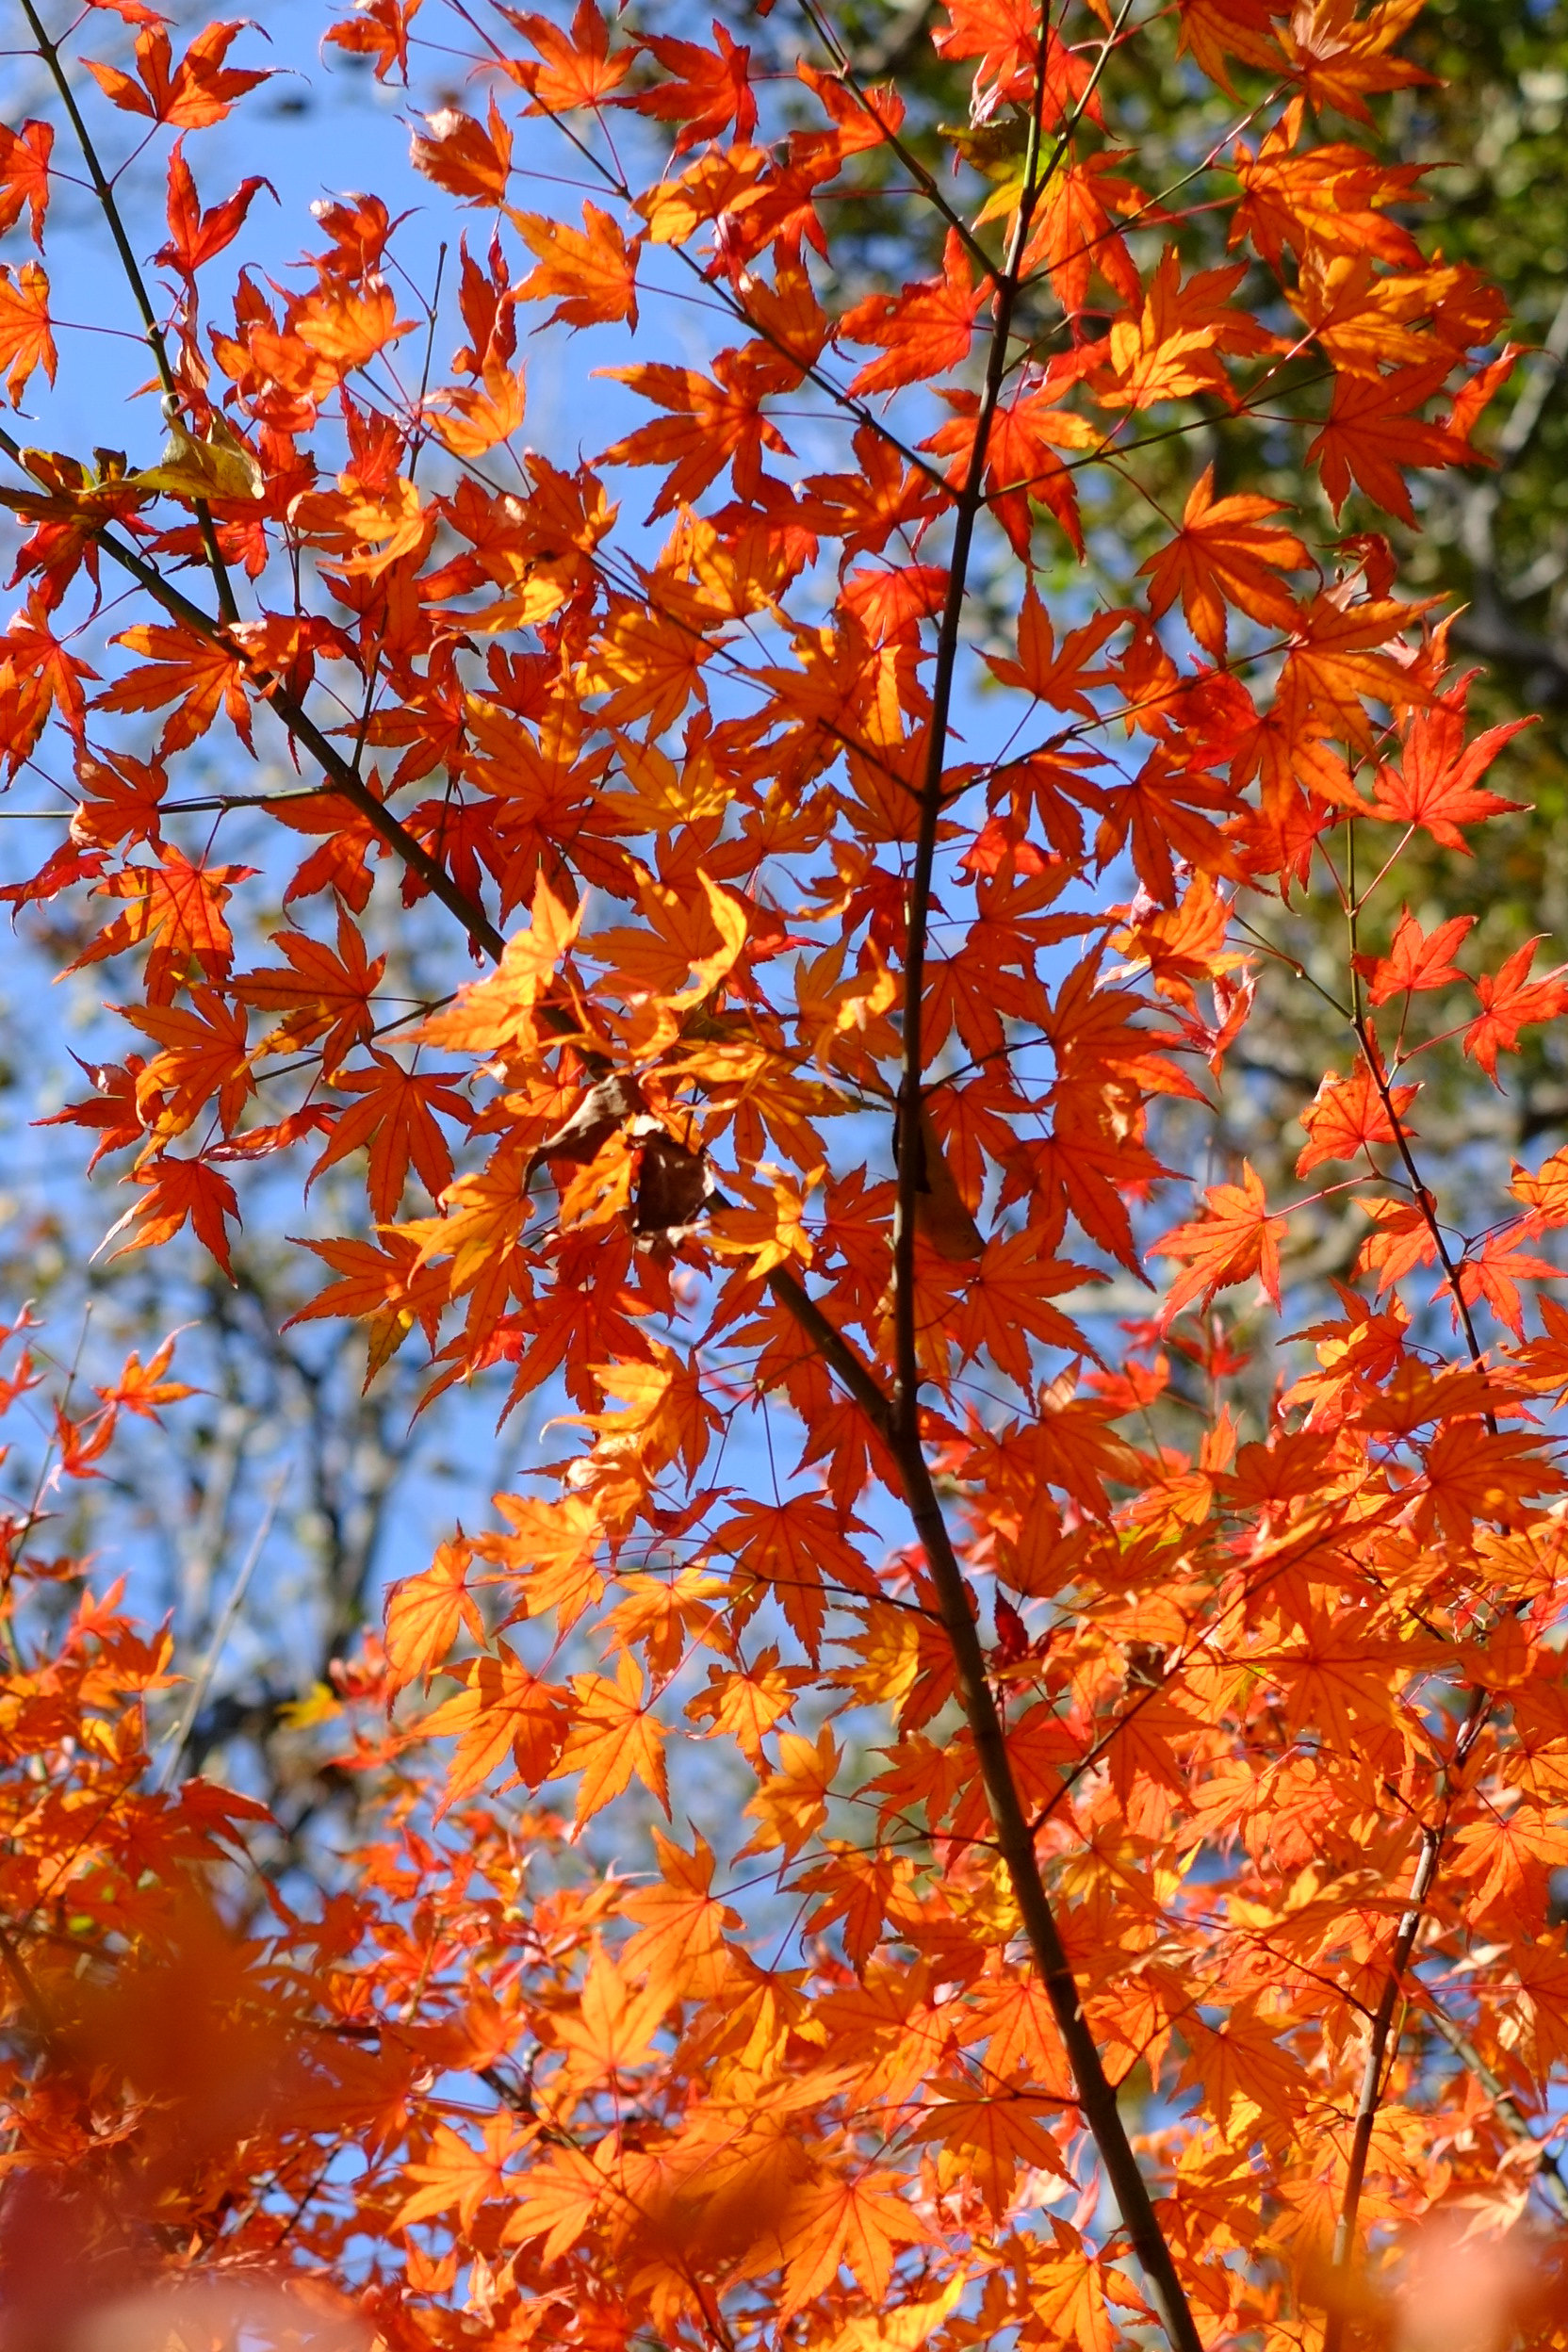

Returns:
513,203,640,332
716,1495,876,1663
122,988,253,1140
1140,464,1309,655
419,1642,569,1805
629,24,756,153
1355,906,1475,1005
232,914,385,1078
558,1651,669,1823
0,261,55,404
385,1538,483,1694
840,229,982,397
0,122,52,247
1296,1063,1417,1176
1152,1162,1285,1322
396,2115,521,2230
905,2082,1071,2220
310,1051,473,1222
508,0,633,112
106,1152,241,1276
1371,687,1530,850
81,21,272,131
96,624,252,755
1463,942,1568,1084
411,99,513,204
73,848,254,1005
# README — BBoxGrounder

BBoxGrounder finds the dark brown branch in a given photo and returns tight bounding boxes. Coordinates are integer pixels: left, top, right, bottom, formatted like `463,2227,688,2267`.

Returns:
0,422,506,962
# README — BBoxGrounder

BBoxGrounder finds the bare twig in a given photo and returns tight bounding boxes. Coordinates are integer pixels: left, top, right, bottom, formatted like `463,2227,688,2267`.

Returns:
155,1465,289,1791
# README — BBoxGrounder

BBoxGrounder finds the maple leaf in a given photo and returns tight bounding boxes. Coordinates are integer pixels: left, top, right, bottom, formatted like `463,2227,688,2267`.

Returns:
72,848,254,1005
1371,684,1530,850
1454,1228,1559,1341
1308,362,1472,522
232,915,385,1077
82,21,272,129
1462,942,1568,1084
122,988,253,1140
502,0,633,111
385,1538,483,1693
551,1941,666,2079
1418,1420,1566,1544
1276,593,1427,754
743,1723,841,1856
0,261,56,404
905,2082,1070,2220
396,2115,521,2229
1092,742,1243,904
0,122,53,247
1152,1163,1284,1322
686,1649,805,1764
96,1333,196,1422
106,1153,241,1277
717,1495,875,1663
96,623,252,755
38,1054,149,1169
419,1642,569,1804
629,23,756,153
1296,1062,1417,1176
1282,0,1433,123
1354,1193,1440,1293
1175,0,1282,90
950,1233,1094,1388
1140,465,1309,655
557,1652,669,1822
310,1052,472,1222
597,357,788,514
512,203,639,333
286,1231,449,1379
839,230,982,397
155,141,273,275
412,100,513,205
622,1829,738,2004
292,277,414,371
1356,906,1475,1006
324,0,421,82
983,589,1121,718
776,2167,929,2315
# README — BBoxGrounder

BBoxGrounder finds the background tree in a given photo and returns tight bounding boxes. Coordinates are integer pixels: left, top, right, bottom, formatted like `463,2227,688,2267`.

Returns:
0,8,1566,2352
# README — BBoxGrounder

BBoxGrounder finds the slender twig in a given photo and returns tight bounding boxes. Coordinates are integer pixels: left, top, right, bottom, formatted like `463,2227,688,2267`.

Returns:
19,0,239,625
1322,1689,1490,2352
155,1466,289,1790
1421,1995,1568,2221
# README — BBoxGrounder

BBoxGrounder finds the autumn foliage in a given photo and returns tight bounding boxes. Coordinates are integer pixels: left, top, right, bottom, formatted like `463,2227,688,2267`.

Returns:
2,0,1568,2348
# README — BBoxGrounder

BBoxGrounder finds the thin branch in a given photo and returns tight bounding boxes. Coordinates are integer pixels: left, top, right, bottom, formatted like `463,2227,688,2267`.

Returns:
19,0,239,626
0,420,507,961
1322,1689,1490,2352
155,1465,289,1791
1421,1995,1568,2222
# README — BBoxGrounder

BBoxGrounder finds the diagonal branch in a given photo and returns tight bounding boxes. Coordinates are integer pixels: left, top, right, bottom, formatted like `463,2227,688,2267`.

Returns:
0,421,506,962
20,0,239,627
